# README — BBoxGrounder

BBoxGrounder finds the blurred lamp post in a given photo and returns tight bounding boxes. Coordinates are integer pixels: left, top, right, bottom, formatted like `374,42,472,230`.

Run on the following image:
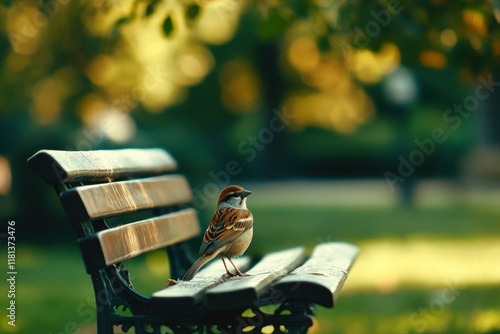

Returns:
382,66,419,205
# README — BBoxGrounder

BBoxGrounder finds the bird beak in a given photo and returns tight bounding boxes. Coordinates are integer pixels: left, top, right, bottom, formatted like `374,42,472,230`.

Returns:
240,190,252,198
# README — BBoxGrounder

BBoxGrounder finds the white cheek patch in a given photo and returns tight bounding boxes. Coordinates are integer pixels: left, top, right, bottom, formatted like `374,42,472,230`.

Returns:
239,197,248,209
218,196,248,209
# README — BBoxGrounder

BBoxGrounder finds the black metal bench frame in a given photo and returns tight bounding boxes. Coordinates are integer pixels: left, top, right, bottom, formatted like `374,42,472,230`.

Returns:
27,148,358,334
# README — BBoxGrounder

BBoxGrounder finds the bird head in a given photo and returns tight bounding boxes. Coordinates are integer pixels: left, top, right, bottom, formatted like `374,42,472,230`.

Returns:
217,185,252,209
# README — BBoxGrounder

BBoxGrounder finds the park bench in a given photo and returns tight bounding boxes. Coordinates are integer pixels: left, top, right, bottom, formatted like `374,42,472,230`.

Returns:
27,148,358,334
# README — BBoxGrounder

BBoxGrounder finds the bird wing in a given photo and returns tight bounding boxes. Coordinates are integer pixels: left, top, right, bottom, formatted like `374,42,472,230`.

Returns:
199,208,253,255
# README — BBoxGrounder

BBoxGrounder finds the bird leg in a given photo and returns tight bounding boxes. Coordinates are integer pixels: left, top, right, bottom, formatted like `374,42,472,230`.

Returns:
221,258,236,277
228,258,248,277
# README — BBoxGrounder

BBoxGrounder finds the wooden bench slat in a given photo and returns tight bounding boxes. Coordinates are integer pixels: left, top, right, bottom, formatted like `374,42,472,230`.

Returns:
60,175,192,223
151,257,251,314
27,148,177,185
204,247,306,311
79,209,200,272
273,242,358,308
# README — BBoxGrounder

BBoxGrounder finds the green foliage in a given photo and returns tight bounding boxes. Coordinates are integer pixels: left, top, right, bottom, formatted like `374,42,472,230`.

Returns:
185,4,201,23
145,0,162,17
162,14,175,37
256,8,292,41
1,0,499,241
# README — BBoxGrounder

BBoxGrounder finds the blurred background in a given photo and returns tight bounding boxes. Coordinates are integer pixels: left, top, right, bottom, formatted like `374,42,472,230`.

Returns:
1,0,500,333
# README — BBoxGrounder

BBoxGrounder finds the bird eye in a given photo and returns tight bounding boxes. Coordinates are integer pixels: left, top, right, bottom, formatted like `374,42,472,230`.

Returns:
223,192,240,202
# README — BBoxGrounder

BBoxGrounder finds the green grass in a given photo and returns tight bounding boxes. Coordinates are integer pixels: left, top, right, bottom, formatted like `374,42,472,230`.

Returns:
249,204,500,253
4,203,500,333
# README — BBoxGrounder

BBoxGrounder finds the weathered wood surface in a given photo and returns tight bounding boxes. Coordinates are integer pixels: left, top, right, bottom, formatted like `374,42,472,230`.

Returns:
61,175,192,222
27,148,177,185
79,209,200,272
204,247,306,311
274,242,359,308
152,248,306,314
100,209,199,266
152,245,357,313
151,257,251,314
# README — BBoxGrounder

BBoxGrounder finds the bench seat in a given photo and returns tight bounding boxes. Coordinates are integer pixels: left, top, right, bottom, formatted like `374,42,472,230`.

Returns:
152,242,357,314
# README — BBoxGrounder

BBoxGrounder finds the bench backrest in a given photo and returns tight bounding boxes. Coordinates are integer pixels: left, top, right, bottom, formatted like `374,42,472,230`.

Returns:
27,148,200,274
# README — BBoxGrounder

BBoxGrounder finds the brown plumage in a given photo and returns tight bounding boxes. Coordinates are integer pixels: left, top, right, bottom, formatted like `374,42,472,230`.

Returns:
183,185,253,281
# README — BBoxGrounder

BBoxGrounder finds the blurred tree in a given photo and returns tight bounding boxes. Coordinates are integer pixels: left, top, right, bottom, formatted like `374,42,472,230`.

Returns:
1,0,500,239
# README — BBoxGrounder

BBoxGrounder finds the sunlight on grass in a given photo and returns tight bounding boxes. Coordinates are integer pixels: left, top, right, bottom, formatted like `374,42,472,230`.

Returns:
314,284,500,333
13,195,500,333
1,319,18,333
145,249,171,276
346,237,500,292
473,309,500,333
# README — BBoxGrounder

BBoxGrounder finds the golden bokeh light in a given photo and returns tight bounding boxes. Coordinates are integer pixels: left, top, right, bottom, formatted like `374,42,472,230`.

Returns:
193,1,243,44
440,29,458,48
77,93,136,143
285,88,374,134
419,50,447,69
220,60,260,112
469,35,483,50
284,32,385,133
142,81,187,113
352,49,383,83
86,55,115,87
462,9,487,37
377,43,401,72
5,4,42,56
81,0,136,37
78,0,244,115
30,67,77,124
174,45,214,86
349,43,401,84
96,109,137,143
86,48,165,100
77,94,109,125
288,37,320,73
493,40,500,56
5,52,31,75
302,57,347,91
0,156,12,195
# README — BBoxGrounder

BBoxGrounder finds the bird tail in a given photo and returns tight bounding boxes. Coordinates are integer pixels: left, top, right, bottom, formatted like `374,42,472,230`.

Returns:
183,253,217,281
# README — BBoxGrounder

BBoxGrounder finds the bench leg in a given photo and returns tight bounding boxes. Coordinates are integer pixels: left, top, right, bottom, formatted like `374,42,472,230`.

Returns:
91,272,115,334
96,309,113,334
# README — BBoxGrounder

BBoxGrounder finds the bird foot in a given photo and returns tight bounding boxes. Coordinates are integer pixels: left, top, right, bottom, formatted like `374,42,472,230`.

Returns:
224,271,249,278
165,279,178,288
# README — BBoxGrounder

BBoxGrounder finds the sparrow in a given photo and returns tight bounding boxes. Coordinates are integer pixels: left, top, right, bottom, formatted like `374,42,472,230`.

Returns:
183,185,253,281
